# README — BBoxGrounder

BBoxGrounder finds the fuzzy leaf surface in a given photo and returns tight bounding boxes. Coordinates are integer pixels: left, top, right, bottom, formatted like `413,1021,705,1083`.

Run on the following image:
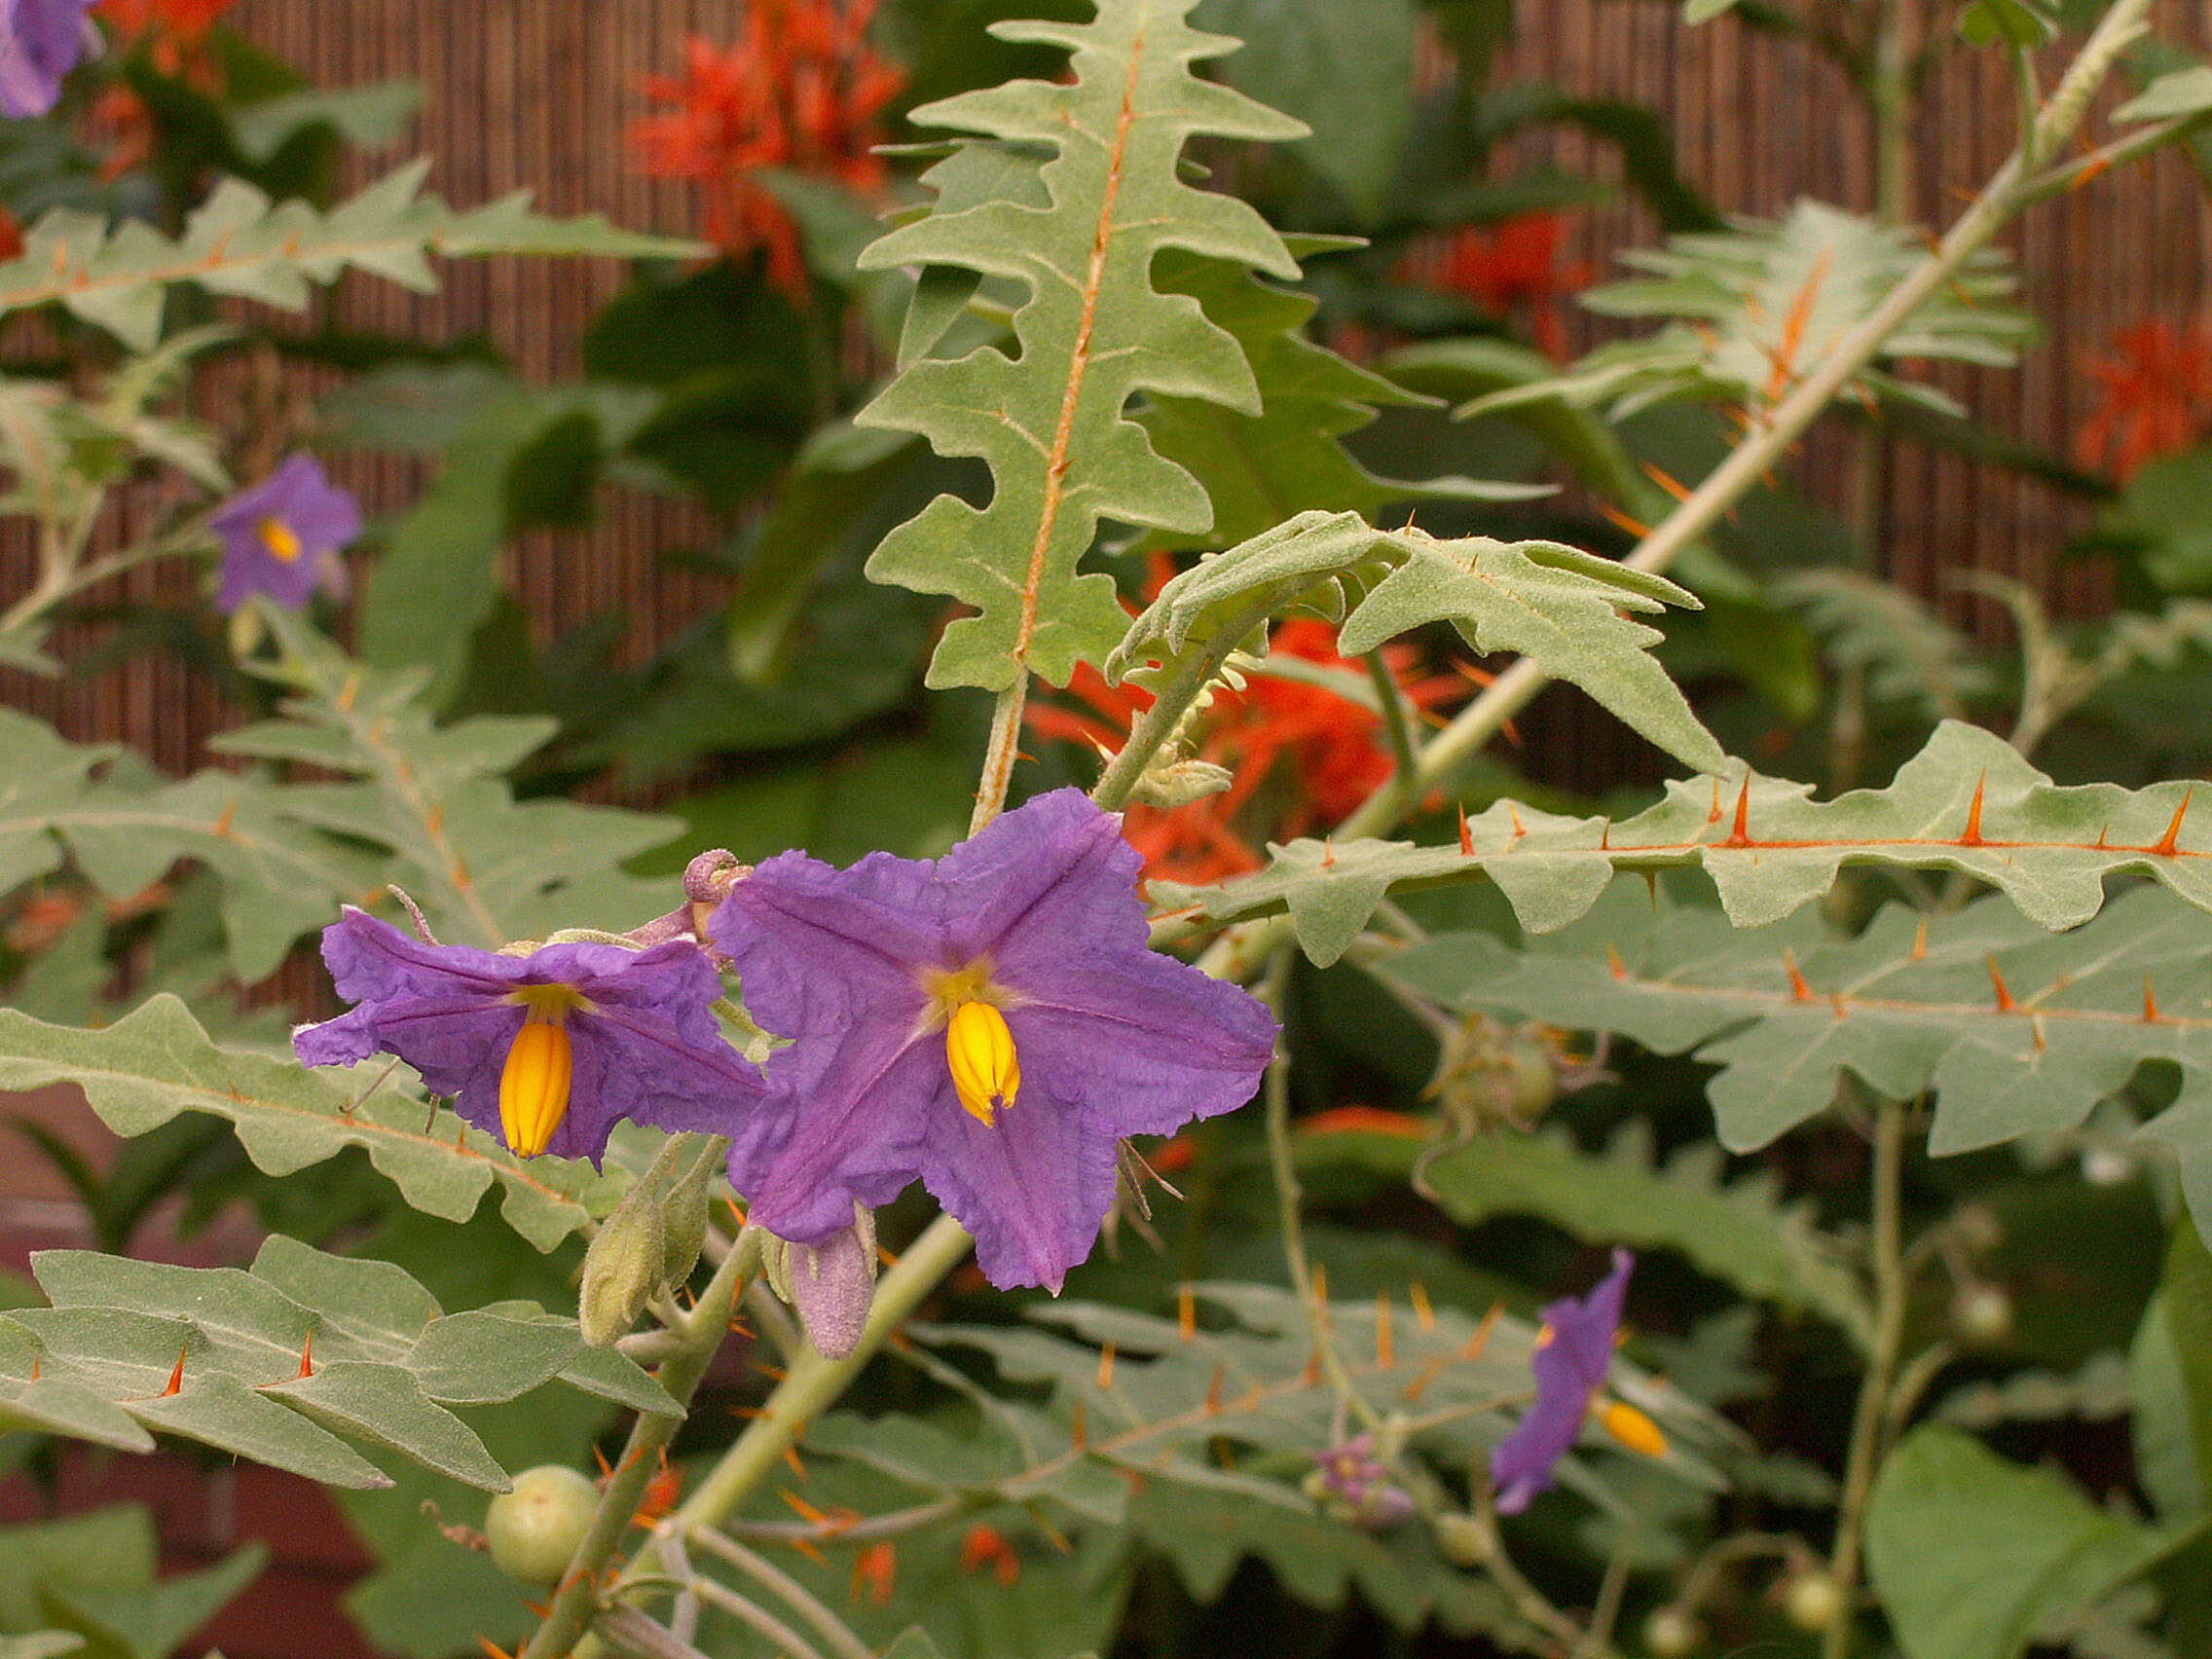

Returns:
855,0,1307,689
1155,721,2212,963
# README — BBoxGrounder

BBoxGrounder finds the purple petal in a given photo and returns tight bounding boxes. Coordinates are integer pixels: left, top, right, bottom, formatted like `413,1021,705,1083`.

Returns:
733,1028,944,1245
316,907,526,1005
913,1076,1122,1294
1490,1249,1634,1514
1005,950,1276,1139
211,455,362,613
0,0,92,119
939,789,1149,970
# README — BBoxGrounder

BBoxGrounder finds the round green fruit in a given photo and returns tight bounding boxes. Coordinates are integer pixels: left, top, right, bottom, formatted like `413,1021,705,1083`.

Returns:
486,1464,599,1586
1641,1606,1703,1657
1785,1570,1846,1632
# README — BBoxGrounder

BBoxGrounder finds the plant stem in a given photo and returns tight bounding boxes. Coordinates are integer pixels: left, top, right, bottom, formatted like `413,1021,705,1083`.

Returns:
519,1224,765,1659
1363,650,1420,814
684,1575,831,1659
1256,951,1377,1430
1824,1099,1910,1659
626,1213,977,1582
971,678,1030,833
686,1526,876,1659
1089,596,1275,815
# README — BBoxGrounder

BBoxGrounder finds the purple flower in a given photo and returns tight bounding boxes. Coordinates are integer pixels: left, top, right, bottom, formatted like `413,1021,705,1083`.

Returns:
1309,1434,1415,1530
211,454,363,613
1491,1249,1656,1514
707,789,1277,1292
0,0,93,120
294,908,767,1163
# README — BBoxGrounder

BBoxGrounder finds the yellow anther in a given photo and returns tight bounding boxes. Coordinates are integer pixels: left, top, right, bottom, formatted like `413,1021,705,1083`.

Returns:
258,517,303,563
945,1000,1019,1127
499,985,585,1157
1597,1399,1668,1459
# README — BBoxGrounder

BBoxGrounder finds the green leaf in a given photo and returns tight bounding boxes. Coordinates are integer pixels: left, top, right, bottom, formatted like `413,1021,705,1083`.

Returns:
854,0,1307,691
1776,569,1992,721
1865,1425,2186,1659
0,165,701,351
228,80,424,162
2115,64,2212,124
1189,0,1413,220
0,1637,86,1659
356,382,656,706
1684,0,1747,20
38,1545,266,1659
1469,203,2030,424
1157,720,2212,963
1957,0,2060,48
0,1511,156,1632
1135,253,1535,556
1304,1122,1869,1342
0,995,609,1249
2156,1222,2212,1514
1387,879,2212,1160
1107,509,1721,772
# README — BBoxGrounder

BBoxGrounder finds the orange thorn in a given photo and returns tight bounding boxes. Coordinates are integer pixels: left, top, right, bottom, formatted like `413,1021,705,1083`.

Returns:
792,1536,828,1566
1508,802,1527,840
1724,778,1752,847
1708,778,1724,824
1302,1347,1323,1386
161,1341,187,1398
1600,819,1612,851
1911,917,1929,961
297,1330,314,1381
1597,501,1653,539
1319,838,1338,870
1641,461,1693,503
729,1405,767,1420
853,1542,896,1607
1784,951,1814,1002
1401,1354,1451,1403
1829,993,1848,1018
723,1195,748,1230
1310,1262,1331,1320
1176,1287,1197,1342
210,799,237,839
782,1491,832,1527
1606,942,1628,980
592,1445,615,1479
1986,955,2018,1014
28,1354,39,1382
476,1639,517,1659
2154,788,2194,858
1374,1292,1394,1367
1959,771,1988,847
1203,1364,1226,1414
1069,1399,1088,1452
1457,803,1473,856
2145,977,2163,1024
1462,1303,1502,1361
2030,1015,2048,1054
1409,1281,1435,1334
2095,825,2112,848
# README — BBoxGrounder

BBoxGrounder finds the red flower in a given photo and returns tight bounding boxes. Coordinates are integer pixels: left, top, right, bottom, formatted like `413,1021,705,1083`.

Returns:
959,1525,1020,1586
1412,212,1595,361
2077,319,2212,480
1028,616,1464,887
97,0,235,79
628,0,903,299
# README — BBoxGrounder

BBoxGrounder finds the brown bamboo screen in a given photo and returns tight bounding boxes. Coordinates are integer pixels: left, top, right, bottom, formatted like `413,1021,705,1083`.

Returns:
5,0,2210,791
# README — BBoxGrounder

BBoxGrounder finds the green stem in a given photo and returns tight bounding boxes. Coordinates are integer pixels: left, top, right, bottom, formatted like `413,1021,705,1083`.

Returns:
1090,597,1275,815
630,1213,976,1578
971,678,1031,834
1823,1099,1910,1659
518,1225,765,1659
685,1526,876,1659
1363,650,1420,815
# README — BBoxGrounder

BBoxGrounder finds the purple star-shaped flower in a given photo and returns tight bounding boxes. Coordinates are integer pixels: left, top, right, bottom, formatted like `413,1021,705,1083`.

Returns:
707,789,1277,1292
294,908,768,1163
1310,1434,1415,1530
0,0,93,120
211,454,363,613
1491,1249,1635,1515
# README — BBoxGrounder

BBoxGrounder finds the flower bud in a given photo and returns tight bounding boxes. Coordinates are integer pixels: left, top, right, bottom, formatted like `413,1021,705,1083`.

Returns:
658,1147,716,1290
1432,1510,1490,1569
1784,1569,1846,1632
1950,1284,2013,1348
577,1185,667,1348
1641,1606,1704,1657
765,1206,879,1360
1132,757,1234,809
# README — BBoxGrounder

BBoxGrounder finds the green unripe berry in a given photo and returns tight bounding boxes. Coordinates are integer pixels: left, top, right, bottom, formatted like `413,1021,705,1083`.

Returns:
1785,1570,1846,1632
1432,1510,1489,1569
1950,1284,2014,1347
1641,1606,1703,1658
485,1464,599,1586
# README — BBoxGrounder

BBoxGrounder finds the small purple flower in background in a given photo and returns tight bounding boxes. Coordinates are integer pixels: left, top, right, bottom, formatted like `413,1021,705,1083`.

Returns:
0,0,95,120
294,908,767,1162
211,453,362,613
1491,1249,1666,1514
1308,1434,1415,1530
708,789,1277,1293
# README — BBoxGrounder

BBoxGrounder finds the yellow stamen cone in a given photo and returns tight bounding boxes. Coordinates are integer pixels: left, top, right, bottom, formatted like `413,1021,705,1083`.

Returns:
499,1019,574,1157
258,517,303,563
945,1000,1019,1126
1597,1398,1668,1459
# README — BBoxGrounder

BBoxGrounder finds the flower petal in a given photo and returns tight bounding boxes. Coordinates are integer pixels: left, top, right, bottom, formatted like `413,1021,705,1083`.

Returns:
940,789,1149,971
709,849,944,1039
914,1079,1121,1294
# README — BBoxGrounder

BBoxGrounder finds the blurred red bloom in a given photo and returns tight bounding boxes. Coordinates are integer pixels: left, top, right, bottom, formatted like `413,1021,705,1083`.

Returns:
97,0,235,78
1028,617,1464,887
628,0,903,299
2077,318,2212,480
1414,212,1595,361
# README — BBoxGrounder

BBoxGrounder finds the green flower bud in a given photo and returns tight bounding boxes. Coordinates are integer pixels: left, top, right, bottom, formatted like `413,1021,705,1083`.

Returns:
577,1186,666,1348
658,1145,716,1290
485,1465,599,1587
1432,1510,1489,1569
